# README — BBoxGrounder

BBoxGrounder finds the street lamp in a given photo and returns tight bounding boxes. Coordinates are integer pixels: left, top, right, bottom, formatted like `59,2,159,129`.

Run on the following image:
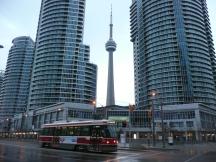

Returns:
151,91,165,148
24,113,28,131
92,100,96,110
150,91,156,147
150,90,165,148
5,118,11,132
161,102,165,148
92,100,96,119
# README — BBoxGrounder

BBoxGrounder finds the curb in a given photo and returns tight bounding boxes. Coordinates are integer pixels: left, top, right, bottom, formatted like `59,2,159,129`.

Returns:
118,147,147,152
118,146,179,152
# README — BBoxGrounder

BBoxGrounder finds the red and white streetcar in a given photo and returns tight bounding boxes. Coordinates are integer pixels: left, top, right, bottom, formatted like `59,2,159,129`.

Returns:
39,120,118,152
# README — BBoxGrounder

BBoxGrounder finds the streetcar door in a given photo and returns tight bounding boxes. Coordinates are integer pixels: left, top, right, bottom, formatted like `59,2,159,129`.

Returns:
90,126,101,151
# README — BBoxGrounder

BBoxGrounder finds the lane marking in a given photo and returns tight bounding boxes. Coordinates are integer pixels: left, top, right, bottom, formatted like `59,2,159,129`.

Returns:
105,152,163,162
183,153,204,162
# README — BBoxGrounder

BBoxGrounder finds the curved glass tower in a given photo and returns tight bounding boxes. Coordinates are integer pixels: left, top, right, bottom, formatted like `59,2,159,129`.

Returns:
130,0,216,109
0,36,34,118
0,70,4,107
28,0,97,110
0,70,4,91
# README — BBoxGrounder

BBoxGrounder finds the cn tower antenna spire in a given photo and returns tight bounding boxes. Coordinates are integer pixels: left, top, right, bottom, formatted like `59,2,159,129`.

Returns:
110,4,113,40
111,4,112,24
105,5,117,106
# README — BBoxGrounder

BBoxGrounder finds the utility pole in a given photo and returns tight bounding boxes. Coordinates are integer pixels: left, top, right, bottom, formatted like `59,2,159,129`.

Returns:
129,108,131,145
152,103,156,146
128,104,135,146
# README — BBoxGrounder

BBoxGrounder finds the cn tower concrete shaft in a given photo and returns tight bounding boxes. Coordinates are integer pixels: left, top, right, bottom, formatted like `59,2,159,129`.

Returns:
105,7,116,106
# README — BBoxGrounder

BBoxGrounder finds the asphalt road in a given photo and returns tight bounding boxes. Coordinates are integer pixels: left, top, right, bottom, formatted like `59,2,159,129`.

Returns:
0,140,215,162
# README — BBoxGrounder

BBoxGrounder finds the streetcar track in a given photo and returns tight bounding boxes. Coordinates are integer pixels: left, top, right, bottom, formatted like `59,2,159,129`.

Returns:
0,141,145,160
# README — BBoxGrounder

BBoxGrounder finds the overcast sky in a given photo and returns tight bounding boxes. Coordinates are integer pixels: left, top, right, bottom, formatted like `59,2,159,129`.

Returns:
0,0,216,106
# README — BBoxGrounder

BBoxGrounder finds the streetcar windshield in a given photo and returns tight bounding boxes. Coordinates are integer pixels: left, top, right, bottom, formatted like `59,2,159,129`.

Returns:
107,125,117,138
100,125,117,138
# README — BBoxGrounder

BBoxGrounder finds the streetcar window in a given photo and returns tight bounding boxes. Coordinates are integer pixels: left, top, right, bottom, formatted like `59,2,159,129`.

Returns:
61,127,67,135
67,126,81,136
41,124,117,137
54,127,62,136
40,128,49,135
40,128,54,135
74,127,80,136
90,125,117,138
80,126,90,136
67,127,75,136
91,126,101,137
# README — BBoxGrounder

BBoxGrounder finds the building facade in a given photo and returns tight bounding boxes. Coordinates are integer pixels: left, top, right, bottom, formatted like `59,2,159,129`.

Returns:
28,0,97,110
0,36,34,119
96,103,216,142
3,103,214,143
130,0,216,109
13,102,93,131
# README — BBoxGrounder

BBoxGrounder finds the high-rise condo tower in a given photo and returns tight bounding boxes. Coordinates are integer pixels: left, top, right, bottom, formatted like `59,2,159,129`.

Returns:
0,36,34,118
28,0,97,110
130,0,216,109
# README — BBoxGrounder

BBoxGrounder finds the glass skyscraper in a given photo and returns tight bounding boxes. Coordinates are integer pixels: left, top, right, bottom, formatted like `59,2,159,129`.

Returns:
0,70,4,91
130,0,216,109
0,36,34,118
0,70,4,104
28,0,97,110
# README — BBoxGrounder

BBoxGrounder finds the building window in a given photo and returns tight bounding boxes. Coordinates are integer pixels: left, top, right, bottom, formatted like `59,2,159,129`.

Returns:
186,121,194,127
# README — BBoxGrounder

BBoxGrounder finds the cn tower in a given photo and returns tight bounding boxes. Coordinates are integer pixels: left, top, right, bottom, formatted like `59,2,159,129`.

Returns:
105,7,116,106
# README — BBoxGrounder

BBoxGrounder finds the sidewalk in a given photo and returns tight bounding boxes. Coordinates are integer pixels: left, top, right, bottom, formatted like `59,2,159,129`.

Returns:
118,142,216,151
118,142,177,151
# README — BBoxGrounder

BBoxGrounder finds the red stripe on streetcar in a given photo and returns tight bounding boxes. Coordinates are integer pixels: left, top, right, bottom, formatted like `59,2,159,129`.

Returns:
39,136,53,142
77,137,90,144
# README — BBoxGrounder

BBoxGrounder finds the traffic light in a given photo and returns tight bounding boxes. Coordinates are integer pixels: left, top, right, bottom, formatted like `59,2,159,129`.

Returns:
129,104,135,112
122,121,127,127
148,110,152,118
